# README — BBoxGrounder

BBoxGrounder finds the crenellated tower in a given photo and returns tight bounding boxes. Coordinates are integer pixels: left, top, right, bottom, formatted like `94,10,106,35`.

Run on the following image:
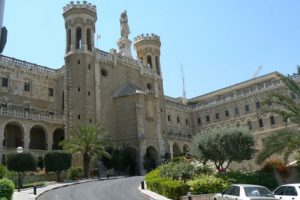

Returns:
63,1,97,135
134,33,161,76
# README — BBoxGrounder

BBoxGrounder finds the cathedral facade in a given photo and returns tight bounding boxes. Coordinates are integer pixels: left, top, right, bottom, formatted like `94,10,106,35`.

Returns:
0,2,297,173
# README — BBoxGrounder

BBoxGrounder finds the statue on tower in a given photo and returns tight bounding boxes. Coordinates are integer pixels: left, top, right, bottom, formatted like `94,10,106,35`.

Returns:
120,10,130,38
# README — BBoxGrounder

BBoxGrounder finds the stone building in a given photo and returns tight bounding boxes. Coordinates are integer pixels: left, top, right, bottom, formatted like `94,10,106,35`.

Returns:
0,1,297,173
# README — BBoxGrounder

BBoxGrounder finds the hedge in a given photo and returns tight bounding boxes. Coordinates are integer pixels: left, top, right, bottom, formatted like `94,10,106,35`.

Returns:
145,168,189,200
188,175,230,194
0,178,15,200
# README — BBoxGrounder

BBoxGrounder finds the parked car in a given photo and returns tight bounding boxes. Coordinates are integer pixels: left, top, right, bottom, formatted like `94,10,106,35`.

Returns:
214,184,278,200
273,184,300,200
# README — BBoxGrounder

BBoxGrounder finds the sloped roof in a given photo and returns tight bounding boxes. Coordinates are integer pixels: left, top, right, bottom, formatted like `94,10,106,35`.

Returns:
113,82,145,98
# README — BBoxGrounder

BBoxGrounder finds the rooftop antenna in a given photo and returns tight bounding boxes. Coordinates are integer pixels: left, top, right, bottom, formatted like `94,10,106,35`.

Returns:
180,64,187,99
252,66,262,78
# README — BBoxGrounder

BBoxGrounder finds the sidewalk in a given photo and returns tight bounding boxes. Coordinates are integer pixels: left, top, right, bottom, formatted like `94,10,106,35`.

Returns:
138,186,172,200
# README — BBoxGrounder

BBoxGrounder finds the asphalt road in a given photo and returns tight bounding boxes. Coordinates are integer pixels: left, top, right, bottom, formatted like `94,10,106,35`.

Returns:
37,176,146,200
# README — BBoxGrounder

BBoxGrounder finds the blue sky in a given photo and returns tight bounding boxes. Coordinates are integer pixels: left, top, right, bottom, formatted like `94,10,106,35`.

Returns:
3,1,300,98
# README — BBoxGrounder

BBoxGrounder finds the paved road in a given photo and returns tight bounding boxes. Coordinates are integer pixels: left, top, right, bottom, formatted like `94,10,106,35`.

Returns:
37,176,146,200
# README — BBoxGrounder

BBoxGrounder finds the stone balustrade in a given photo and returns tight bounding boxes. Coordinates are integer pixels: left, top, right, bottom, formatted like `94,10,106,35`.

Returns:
0,107,64,124
0,55,59,75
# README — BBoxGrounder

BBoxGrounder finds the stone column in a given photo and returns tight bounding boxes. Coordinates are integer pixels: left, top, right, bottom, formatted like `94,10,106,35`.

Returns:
169,141,173,159
117,37,132,58
23,124,30,150
47,130,53,150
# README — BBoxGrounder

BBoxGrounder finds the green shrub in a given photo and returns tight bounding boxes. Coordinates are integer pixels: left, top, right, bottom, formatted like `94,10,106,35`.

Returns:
0,197,8,200
0,165,9,179
160,161,194,182
0,178,15,200
145,168,189,200
67,167,82,180
188,175,230,194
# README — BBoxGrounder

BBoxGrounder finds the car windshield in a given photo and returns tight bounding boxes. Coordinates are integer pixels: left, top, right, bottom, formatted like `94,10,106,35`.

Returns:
244,186,275,197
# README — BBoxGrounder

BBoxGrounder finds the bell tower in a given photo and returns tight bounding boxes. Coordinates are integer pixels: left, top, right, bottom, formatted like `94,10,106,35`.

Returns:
63,1,97,134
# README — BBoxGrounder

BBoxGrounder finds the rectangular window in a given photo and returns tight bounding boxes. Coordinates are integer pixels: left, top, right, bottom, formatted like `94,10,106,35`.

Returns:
177,117,180,123
186,119,189,125
206,115,210,122
270,116,276,125
197,117,201,125
215,113,219,120
245,104,250,112
234,107,239,115
48,88,54,97
24,82,30,92
225,110,229,117
2,77,8,87
259,118,264,128
167,115,171,121
256,101,261,109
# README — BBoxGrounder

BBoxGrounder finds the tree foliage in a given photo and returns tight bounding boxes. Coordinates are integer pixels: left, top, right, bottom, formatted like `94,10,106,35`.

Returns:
191,126,255,170
257,71,300,164
44,151,72,182
60,124,111,178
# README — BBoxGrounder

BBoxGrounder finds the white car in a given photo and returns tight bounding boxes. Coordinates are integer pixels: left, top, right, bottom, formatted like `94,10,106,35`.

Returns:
273,184,300,200
214,184,278,200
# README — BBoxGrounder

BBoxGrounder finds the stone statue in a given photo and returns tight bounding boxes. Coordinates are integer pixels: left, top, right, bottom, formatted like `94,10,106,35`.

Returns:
120,10,130,38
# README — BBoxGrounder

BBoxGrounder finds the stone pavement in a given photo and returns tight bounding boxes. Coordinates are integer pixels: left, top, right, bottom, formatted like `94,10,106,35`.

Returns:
13,177,170,200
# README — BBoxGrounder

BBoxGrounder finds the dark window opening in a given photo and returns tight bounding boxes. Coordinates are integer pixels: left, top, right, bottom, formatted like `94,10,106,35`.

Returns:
186,119,188,125
147,83,152,90
215,113,219,120
167,115,171,121
67,29,71,52
88,91,90,96
197,117,201,125
24,82,30,92
89,119,92,123
88,64,91,70
101,69,108,77
147,55,152,68
259,118,264,128
225,110,229,117
2,77,8,87
76,27,82,49
245,104,250,112
177,117,180,123
78,115,81,120
87,28,92,51
78,60,80,64
270,116,276,125
256,101,261,109
78,87,80,92
48,88,54,97
206,115,210,122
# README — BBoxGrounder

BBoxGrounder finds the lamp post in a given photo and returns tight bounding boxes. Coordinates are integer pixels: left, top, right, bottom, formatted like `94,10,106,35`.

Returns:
16,146,23,192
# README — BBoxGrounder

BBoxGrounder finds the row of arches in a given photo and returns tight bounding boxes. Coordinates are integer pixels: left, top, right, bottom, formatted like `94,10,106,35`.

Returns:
169,142,190,158
67,27,93,52
2,122,64,150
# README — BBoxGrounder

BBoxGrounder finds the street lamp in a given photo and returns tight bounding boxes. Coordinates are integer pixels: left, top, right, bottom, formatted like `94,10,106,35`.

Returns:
16,146,23,192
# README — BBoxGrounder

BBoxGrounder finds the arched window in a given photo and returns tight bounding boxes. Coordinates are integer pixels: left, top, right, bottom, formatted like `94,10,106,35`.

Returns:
147,55,152,68
76,27,82,49
67,29,71,52
86,28,92,51
155,56,160,75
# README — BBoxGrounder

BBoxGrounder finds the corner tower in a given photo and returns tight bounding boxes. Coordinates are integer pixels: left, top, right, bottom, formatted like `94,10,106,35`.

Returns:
63,1,97,134
134,34,161,76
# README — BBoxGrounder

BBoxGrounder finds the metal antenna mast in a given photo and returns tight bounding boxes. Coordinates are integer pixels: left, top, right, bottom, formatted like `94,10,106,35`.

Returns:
180,64,186,99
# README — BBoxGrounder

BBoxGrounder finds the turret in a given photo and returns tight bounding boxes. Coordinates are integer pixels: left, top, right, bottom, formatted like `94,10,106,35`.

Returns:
62,1,98,134
63,1,97,54
134,33,161,76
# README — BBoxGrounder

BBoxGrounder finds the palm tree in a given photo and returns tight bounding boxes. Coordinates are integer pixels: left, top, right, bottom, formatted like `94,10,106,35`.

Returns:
257,69,300,164
60,124,111,178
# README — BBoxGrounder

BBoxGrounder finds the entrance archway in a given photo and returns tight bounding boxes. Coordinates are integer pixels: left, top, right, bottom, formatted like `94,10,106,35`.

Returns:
144,146,158,172
123,147,139,175
29,125,47,150
173,142,181,157
52,128,65,150
3,122,24,148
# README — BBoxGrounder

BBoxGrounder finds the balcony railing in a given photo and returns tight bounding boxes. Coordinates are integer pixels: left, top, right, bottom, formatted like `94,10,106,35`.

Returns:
0,107,64,124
